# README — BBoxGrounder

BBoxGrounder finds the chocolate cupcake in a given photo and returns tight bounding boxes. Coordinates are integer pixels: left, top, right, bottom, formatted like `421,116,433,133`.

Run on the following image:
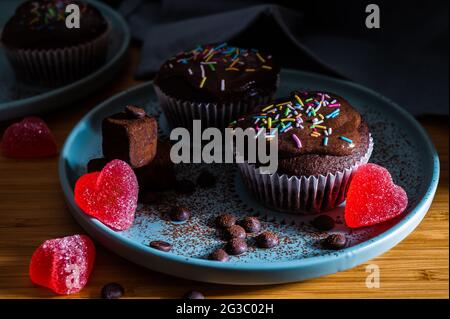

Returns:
153,43,280,129
233,90,373,213
1,0,110,86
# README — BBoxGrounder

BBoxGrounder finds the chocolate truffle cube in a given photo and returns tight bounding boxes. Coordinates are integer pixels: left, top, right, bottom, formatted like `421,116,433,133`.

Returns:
102,106,157,168
135,139,176,191
88,139,176,192
87,157,109,173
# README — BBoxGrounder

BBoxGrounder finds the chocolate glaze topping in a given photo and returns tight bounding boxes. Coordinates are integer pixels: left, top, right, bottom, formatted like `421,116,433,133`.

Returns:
232,90,370,176
234,90,364,157
1,0,108,50
154,43,280,103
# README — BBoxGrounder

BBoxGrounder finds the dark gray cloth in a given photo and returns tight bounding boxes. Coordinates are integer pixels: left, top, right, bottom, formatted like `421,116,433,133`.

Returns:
117,0,449,116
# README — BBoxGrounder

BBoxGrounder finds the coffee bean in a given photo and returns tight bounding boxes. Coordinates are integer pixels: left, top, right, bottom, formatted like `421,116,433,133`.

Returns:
196,170,216,188
125,105,146,118
208,248,229,262
175,179,195,195
240,216,261,233
323,234,347,250
311,214,335,231
215,214,236,228
139,191,159,204
256,231,279,248
169,206,191,222
223,225,246,240
149,240,172,252
183,290,205,299
226,238,247,255
101,283,124,299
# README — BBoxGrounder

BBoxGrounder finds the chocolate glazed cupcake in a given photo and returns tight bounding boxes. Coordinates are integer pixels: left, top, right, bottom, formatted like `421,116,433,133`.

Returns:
1,0,110,86
153,43,280,129
234,90,373,213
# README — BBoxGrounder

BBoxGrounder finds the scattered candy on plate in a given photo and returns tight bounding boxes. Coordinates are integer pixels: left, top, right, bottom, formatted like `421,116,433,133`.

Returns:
74,159,138,230
1,116,57,158
29,234,95,295
345,163,408,228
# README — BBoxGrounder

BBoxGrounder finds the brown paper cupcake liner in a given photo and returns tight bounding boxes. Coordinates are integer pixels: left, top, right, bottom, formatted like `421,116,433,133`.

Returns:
153,81,278,130
3,24,110,87
237,136,374,214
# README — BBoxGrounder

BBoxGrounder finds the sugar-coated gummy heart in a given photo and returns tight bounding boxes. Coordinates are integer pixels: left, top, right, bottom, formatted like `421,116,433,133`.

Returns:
74,159,138,230
1,116,57,158
29,235,95,295
345,163,408,228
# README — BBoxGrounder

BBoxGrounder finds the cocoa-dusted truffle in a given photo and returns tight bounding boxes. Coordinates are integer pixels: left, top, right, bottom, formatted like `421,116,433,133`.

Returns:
87,157,108,173
88,139,176,192
134,139,176,192
102,106,158,169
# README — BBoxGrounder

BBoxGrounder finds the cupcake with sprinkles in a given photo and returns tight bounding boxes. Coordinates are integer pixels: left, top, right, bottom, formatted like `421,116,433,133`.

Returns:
232,90,373,213
153,43,280,129
1,0,110,86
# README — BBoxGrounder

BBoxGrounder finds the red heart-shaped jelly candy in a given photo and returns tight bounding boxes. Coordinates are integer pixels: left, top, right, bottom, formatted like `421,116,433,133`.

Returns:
1,116,57,158
29,234,95,295
345,163,408,228
74,159,138,230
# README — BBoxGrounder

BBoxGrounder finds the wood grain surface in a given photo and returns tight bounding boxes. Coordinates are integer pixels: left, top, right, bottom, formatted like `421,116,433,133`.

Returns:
0,47,448,299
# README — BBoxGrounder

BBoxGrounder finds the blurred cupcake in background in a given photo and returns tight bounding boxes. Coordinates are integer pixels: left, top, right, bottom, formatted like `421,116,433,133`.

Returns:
0,0,110,86
153,43,280,129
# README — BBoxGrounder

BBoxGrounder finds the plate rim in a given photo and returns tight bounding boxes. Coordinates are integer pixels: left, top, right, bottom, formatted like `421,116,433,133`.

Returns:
58,69,440,274
0,0,130,115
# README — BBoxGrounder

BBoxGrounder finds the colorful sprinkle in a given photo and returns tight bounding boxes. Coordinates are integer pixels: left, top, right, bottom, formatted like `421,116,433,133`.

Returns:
199,77,207,88
200,65,205,78
279,122,292,133
254,128,265,139
340,136,353,143
168,43,275,95
261,104,274,112
292,134,302,149
233,90,345,150
256,52,266,63
325,109,340,119
294,95,304,106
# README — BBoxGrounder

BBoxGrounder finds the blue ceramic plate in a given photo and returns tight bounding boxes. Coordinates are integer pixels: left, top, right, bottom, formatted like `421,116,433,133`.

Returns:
59,70,439,285
0,0,130,121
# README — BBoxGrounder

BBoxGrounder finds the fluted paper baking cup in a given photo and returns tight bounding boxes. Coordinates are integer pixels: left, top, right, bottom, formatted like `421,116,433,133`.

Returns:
3,24,110,87
238,136,374,214
153,83,276,130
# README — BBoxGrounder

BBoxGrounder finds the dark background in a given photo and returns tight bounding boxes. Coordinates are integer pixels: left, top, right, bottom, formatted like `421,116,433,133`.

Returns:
103,0,449,116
